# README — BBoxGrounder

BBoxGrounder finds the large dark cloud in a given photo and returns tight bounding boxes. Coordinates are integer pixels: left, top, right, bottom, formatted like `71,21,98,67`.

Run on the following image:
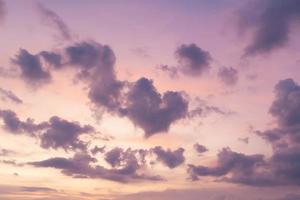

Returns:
121,78,188,137
36,2,72,41
0,87,23,104
239,0,300,55
188,78,300,186
152,146,185,169
0,109,95,151
64,41,124,112
29,151,163,183
9,41,218,138
11,49,51,85
187,148,265,183
217,67,238,86
40,116,94,151
175,43,212,76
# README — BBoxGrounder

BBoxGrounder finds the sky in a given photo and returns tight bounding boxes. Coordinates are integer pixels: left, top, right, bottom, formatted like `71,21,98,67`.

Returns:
1,0,300,199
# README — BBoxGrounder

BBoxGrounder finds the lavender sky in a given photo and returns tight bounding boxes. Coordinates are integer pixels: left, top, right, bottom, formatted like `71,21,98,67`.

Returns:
1,0,300,199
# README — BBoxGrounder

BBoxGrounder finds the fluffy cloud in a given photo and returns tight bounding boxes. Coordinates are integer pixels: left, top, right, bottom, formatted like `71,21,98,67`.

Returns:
30,151,163,183
188,148,265,183
188,79,300,186
11,49,51,85
9,41,225,137
0,109,95,151
40,116,94,151
175,43,212,76
239,0,300,55
152,146,185,169
121,78,188,137
0,109,47,134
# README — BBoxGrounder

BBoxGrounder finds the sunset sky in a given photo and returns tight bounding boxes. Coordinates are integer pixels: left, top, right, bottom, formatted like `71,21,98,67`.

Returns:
1,0,300,199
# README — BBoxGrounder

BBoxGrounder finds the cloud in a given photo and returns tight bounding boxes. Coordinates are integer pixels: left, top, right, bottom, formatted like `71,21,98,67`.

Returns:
36,2,72,41
19,186,57,193
121,78,188,137
29,152,163,183
0,148,16,156
175,43,212,76
218,67,238,86
40,116,94,151
0,109,95,151
104,147,124,167
8,41,213,138
188,78,300,186
187,148,265,182
91,145,105,155
0,0,6,23
0,87,23,104
152,146,185,169
0,109,47,134
64,41,124,112
11,49,51,86
193,143,208,154
39,51,63,69
239,0,300,56
156,65,178,79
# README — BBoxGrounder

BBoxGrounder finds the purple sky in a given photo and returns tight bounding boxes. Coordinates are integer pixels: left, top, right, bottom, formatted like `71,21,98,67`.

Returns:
1,0,300,199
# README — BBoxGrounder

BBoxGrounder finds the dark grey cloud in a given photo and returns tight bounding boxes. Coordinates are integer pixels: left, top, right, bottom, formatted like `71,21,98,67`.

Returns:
64,41,125,111
269,78,300,128
91,145,105,155
105,147,124,167
239,0,300,55
188,78,300,186
175,43,212,76
218,67,238,86
0,87,23,104
193,143,208,154
0,109,47,134
11,49,51,85
152,146,185,169
9,41,211,138
188,148,266,183
36,2,72,41
0,109,95,151
121,78,188,137
39,51,63,69
40,116,94,151
29,152,163,183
